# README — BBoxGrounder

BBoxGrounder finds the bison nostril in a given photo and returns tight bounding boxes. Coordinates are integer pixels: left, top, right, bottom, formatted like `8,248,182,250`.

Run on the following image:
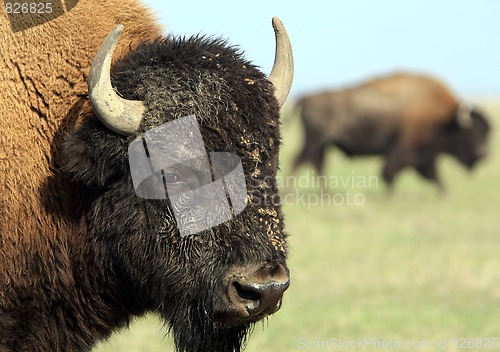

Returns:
230,278,290,315
234,282,261,302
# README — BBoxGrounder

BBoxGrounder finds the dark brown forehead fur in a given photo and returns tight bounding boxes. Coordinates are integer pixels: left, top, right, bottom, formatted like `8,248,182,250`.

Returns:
109,36,288,252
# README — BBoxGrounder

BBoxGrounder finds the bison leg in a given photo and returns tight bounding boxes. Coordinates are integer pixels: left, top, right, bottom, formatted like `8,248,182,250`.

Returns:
382,148,412,191
415,159,445,193
311,144,326,176
291,143,326,176
382,162,401,192
287,143,327,194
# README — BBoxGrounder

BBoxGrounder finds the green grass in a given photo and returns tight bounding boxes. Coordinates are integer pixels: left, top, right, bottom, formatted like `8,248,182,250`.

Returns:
95,100,500,352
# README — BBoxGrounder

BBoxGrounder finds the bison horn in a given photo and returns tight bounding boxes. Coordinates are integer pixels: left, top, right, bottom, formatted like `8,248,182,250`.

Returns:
457,102,473,129
88,24,145,136
269,17,294,108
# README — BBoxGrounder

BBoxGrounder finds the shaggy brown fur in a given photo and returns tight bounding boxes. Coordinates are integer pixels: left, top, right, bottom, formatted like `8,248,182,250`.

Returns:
1,1,161,261
1,0,161,348
0,1,161,247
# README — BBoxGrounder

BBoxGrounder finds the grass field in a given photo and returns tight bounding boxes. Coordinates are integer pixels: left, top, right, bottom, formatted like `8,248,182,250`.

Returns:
95,100,500,352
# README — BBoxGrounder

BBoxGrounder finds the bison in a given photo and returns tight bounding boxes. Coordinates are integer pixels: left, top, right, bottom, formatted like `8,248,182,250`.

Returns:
291,72,490,191
0,1,294,351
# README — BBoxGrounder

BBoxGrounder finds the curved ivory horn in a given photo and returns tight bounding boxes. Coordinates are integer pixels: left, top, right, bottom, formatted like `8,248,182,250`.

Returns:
457,102,473,129
269,17,294,108
88,24,146,136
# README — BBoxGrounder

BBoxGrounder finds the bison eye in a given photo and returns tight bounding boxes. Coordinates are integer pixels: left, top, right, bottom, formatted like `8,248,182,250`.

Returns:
164,171,183,185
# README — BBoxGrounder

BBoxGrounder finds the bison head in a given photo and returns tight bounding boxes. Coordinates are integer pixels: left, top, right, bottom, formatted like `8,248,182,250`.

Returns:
61,19,293,352
445,104,490,169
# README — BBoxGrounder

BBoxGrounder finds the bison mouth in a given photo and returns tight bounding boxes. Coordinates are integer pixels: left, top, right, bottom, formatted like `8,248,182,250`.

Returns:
166,297,284,352
162,261,289,351
164,302,252,352
167,313,275,352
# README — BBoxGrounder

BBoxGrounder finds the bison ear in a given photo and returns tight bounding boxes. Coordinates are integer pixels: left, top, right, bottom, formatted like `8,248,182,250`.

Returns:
60,119,129,187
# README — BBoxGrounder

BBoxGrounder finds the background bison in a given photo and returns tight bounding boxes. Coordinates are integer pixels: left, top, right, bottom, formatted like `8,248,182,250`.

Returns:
0,1,293,351
291,72,490,191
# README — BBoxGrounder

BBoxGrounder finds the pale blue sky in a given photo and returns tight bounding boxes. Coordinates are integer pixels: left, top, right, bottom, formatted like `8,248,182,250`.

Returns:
141,0,500,98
